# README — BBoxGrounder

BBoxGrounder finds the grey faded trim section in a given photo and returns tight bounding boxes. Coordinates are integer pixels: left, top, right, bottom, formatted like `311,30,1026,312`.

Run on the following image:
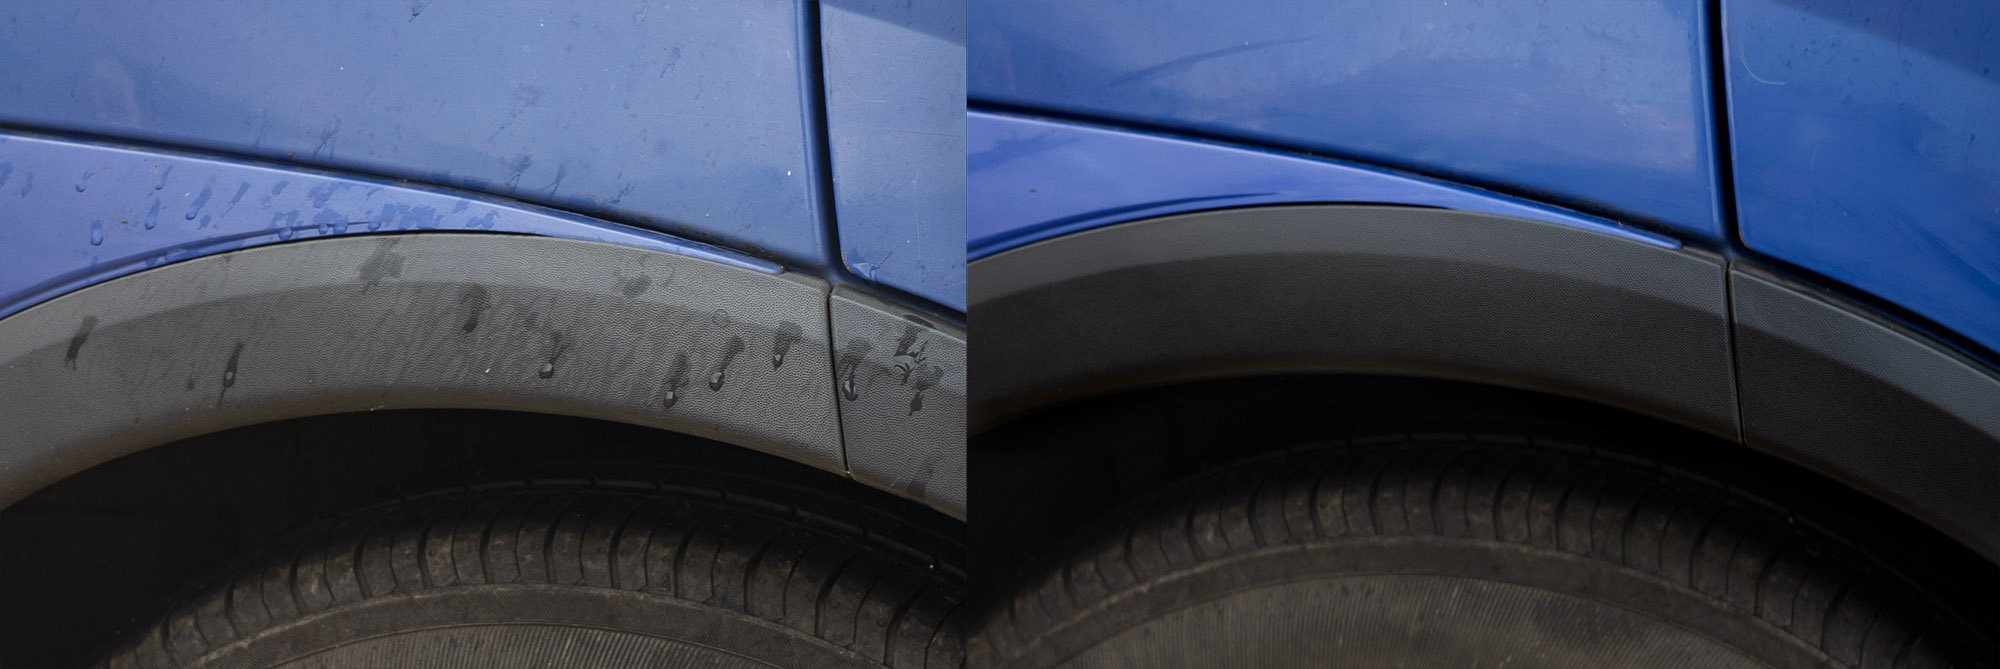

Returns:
0,234,842,510
970,205,1739,439
831,287,967,519
1732,266,2000,561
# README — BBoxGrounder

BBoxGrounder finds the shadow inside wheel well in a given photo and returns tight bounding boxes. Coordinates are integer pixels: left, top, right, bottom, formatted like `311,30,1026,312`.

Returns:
967,374,1996,629
0,409,955,669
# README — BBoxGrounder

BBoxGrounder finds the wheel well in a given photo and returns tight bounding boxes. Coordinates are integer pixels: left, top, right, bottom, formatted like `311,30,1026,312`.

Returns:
967,374,1995,619
0,409,955,668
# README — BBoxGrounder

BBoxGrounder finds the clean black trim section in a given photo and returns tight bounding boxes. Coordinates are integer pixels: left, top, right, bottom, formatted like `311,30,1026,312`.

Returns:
0,234,845,509
972,204,1999,563
831,287,967,518
970,205,1740,439
1732,265,1999,561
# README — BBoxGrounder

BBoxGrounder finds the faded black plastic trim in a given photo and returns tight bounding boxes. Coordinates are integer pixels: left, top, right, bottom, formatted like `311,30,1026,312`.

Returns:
831,286,967,519
970,205,1740,439
0,233,846,510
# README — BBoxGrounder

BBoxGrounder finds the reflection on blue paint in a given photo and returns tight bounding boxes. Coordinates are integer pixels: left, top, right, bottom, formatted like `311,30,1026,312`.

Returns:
0,2,822,267
968,111,1677,259
0,132,777,320
970,0,1724,242
821,0,968,310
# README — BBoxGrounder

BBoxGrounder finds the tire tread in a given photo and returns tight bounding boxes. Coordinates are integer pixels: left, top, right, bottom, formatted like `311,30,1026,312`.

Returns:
970,433,1992,668
104,477,964,668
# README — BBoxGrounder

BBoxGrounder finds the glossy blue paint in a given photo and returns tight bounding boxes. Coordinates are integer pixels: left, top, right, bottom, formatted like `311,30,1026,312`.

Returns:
968,111,1678,259
0,131,777,320
0,1,822,267
1724,0,2000,354
969,0,1726,242
821,0,967,310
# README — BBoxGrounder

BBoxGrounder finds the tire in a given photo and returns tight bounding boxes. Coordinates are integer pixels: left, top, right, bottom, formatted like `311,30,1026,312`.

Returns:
101,474,965,668
970,430,1995,668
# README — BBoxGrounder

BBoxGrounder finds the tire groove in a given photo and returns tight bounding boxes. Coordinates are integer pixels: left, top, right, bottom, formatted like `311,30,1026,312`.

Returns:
104,477,963,667
976,434,1988,668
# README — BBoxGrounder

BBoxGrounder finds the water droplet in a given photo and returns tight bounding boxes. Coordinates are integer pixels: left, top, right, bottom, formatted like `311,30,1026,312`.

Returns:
223,369,235,384
89,221,103,245
661,390,678,409
842,378,858,400
537,362,555,379
367,219,383,231
771,353,784,368
278,227,295,240
185,188,211,220
707,371,725,390
75,171,92,192
711,309,729,327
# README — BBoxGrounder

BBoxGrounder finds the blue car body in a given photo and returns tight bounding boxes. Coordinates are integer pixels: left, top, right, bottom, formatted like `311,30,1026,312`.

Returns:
970,0,1998,357
0,0,966,314
968,0,1998,561
0,0,968,529
0,4,969,664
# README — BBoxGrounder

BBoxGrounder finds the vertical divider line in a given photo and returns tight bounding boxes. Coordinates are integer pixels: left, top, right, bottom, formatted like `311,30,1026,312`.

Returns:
1706,0,1750,443
1705,0,1743,248
824,288,851,476
798,1,963,322
797,0,852,475
797,0,842,274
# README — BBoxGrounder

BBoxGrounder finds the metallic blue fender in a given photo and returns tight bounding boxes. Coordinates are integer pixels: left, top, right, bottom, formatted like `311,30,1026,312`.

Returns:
970,0,1728,242
0,132,775,320
821,0,968,310
967,111,1678,259
0,1,823,266
1724,0,2000,355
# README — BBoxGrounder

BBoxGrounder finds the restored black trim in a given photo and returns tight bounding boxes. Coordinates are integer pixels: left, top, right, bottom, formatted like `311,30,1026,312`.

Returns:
1732,265,1999,560
971,205,1739,438
971,204,1997,562
0,234,849,509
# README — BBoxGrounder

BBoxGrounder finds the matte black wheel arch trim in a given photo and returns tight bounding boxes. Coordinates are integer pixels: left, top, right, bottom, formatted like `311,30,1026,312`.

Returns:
0,233,966,519
969,205,1999,561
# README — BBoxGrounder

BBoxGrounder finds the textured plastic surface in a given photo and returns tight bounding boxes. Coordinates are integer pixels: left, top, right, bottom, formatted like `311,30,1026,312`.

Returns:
1732,266,2000,561
1724,0,2000,355
0,132,776,320
821,0,967,310
0,1,823,265
830,287,967,519
970,206,1737,440
0,234,841,509
967,111,1678,259
969,0,1725,241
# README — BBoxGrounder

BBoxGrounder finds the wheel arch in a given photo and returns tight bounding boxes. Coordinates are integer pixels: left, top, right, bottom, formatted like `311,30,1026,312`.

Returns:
969,205,2000,562
0,233,860,511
